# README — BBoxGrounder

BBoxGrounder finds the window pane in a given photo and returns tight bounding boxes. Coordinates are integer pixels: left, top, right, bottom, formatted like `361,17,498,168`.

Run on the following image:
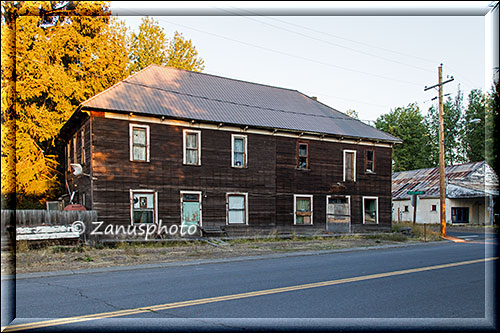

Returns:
296,215,304,224
133,210,153,224
296,198,310,212
299,144,308,157
133,146,146,161
186,149,198,164
364,199,377,223
298,157,307,169
234,138,244,152
366,150,374,161
186,133,198,148
229,210,245,223
133,128,146,145
345,152,354,181
229,195,245,209
234,152,244,166
133,193,154,209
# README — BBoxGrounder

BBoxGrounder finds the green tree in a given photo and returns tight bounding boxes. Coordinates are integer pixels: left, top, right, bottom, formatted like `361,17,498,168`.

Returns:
425,87,465,166
344,109,359,119
461,89,486,163
375,103,433,172
486,80,499,174
127,17,204,74
1,1,129,207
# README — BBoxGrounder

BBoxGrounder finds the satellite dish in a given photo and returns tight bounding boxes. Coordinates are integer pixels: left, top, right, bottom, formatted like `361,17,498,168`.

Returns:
70,163,83,176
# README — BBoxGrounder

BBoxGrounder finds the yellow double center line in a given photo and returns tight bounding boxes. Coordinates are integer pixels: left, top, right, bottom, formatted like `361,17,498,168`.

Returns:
3,257,497,332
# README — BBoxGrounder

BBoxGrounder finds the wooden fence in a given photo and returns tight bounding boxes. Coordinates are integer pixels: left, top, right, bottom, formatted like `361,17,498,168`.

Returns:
1,210,97,243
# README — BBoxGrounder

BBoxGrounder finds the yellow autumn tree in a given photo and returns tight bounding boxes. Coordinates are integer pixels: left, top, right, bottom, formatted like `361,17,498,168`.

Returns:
127,17,205,74
1,1,129,208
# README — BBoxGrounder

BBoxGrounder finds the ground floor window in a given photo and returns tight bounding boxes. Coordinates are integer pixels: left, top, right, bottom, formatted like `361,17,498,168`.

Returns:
227,193,248,224
294,195,313,225
130,190,157,224
362,196,378,224
451,207,469,223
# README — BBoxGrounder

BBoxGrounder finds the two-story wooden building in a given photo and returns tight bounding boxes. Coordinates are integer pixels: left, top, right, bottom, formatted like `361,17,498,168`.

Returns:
60,64,401,237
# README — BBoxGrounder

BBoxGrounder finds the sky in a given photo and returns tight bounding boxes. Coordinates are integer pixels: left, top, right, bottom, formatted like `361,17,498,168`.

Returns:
110,2,496,124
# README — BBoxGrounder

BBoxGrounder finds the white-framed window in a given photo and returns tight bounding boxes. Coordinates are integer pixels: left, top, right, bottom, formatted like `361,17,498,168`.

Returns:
73,135,77,165
129,123,150,162
362,196,379,224
66,141,71,171
80,128,86,165
231,134,247,168
183,129,201,165
226,193,248,224
130,189,157,224
343,150,356,182
297,142,309,169
294,194,313,225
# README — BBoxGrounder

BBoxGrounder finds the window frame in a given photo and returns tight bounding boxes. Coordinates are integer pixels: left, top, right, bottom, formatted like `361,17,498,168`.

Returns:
293,194,314,225
80,128,86,165
66,141,71,171
362,196,379,224
183,129,202,166
296,141,309,169
365,149,375,174
231,134,247,168
343,149,357,182
73,134,77,165
226,192,249,225
130,189,158,224
129,123,150,162
180,190,203,227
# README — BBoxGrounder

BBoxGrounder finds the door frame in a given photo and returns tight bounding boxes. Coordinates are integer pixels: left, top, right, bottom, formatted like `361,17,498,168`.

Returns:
180,190,203,227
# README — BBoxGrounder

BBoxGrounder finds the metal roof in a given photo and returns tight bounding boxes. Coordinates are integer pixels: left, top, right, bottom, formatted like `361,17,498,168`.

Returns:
80,65,401,143
392,161,499,200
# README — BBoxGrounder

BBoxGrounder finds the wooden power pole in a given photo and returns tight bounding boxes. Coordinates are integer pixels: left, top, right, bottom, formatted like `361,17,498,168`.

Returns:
424,64,454,237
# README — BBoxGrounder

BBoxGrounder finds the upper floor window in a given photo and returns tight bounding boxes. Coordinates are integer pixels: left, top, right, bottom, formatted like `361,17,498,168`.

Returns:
183,129,201,165
297,142,309,169
232,134,247,168
129,124,150,162
343,150,356,182
365,149,375,173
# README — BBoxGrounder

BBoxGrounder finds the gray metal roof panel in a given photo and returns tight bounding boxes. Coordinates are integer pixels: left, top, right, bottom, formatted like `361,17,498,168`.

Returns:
81,65,401,142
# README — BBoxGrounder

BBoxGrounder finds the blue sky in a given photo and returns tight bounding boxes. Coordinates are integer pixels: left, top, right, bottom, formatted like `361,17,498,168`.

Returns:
110,2,494,123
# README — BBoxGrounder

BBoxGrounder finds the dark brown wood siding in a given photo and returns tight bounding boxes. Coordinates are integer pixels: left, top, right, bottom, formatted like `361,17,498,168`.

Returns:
82,114,393,235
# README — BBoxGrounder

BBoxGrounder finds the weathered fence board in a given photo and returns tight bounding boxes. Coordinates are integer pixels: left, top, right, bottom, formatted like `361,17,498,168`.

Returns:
1,210,97,243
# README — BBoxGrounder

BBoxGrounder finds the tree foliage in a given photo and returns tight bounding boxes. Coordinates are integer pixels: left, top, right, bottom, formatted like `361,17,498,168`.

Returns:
375,103,433,172
127,17,204,74
1,1,129,206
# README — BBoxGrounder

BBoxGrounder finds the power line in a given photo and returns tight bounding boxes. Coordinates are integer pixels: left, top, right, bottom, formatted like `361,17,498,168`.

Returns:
218,7,434,74
124,12,424,88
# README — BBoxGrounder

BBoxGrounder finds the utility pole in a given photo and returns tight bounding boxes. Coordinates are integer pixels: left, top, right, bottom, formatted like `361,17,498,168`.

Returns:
425,64,454,237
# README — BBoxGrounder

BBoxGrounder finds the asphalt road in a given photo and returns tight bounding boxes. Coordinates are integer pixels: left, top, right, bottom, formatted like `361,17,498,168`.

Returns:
3,231,498,332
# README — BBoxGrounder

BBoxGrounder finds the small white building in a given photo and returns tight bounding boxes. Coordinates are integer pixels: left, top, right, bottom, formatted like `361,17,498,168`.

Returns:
392,161,498,225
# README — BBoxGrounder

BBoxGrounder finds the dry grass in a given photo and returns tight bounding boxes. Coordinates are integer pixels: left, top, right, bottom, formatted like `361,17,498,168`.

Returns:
1,232,424,275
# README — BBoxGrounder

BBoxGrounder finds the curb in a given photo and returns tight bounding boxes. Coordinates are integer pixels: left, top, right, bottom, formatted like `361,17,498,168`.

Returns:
2,241,445,281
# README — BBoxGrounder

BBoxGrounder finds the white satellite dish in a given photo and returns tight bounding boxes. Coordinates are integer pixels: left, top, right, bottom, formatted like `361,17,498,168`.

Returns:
70,163,83,176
